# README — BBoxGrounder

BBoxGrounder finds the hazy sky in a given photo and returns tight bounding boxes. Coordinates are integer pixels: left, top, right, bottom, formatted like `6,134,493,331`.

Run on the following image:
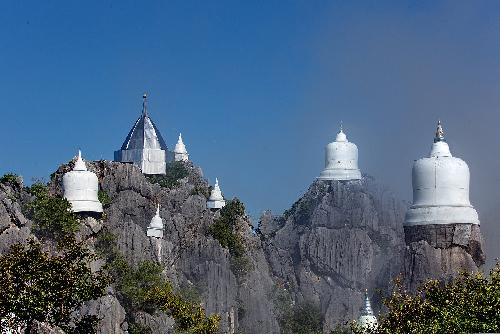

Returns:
0,1,498,267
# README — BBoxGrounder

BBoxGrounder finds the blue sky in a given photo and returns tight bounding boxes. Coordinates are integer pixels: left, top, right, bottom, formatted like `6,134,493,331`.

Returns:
0,1,499,264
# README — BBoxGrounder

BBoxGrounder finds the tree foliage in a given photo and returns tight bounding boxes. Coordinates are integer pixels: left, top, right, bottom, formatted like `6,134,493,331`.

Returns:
27,182,80,239
95,230,220,333
359,264,500,334
146,161,189,189
208,199,246,257
0,239,110,333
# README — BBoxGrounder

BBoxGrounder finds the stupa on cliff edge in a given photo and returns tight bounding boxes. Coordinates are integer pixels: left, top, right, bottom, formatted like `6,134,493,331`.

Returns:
318,124,362,181
114,94,168,175
207,178,226,209
405,121,479,226
63,150,103,213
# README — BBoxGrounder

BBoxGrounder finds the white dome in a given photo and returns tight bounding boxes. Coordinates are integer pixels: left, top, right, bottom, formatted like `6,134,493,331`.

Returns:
405,122,479,226
63,150,103,213
207,178,226,209
174,133,189,162
147,205,164,238
318,127,362,181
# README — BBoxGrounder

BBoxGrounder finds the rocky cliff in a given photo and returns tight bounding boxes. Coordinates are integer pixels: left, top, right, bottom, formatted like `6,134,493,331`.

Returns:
258,177,407,331
0,162,487,333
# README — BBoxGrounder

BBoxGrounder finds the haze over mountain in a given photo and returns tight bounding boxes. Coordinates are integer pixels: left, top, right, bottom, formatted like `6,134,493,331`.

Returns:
0,1,498,267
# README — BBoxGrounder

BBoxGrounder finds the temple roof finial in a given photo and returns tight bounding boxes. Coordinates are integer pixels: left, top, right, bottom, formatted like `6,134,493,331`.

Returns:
434,119,445,143
142,93,148,116
340,121,343,133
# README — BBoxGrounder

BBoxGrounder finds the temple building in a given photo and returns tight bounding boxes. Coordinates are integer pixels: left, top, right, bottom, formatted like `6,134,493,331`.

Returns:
173,133,189,162
147,205,164,238
63,150,103,213
357,290,377,330
405,121,479,226
318,125,362,181
114,94,168,175
207,178,226,209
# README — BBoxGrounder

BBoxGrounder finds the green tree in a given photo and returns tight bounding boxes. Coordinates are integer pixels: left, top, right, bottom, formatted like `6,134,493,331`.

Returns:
359,264,500,334
0,239,110,333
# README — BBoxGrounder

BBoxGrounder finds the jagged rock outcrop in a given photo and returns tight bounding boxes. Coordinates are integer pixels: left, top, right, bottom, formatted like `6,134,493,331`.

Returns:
259,177,407,331
49,160,280,334
403,223,485,291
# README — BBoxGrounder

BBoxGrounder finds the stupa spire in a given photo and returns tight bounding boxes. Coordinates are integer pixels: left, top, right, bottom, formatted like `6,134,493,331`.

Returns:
207,177,226,209
357,289,377,329
142,93,148,117
74,149,87,171
434,119,445,143
174,133,189,161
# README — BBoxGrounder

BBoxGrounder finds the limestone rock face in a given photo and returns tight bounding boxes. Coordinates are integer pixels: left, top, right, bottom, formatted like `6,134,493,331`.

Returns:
403,224,485,291
50,160,280,334
259,177,407,331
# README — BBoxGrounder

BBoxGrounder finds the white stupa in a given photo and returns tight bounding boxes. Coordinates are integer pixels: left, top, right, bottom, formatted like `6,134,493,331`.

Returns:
147,205,164,238
63,150,103,213
207,178,226,209
318,124,362,181
174,133,189,162
405,121,479,226
357,290,378,330
114,94,168,175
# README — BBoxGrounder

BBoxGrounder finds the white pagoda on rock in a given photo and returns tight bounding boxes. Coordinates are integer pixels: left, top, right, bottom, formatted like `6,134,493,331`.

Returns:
405,121,479,226
114,94,168,175
318,124,362,181
357,290,378,330
63,150,103,213
207,178,226,210
173,133,189,162
147,205,164,238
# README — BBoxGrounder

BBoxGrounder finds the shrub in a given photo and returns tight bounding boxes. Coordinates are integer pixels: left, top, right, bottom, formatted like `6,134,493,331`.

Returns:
208,199,246,257
0,173,20,187
146,161,189,189
128,323,153,334
27,182,79,239
98,189,112,207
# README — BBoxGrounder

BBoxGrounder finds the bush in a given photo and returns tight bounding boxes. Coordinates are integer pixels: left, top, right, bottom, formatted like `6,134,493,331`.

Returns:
128,322,153,334
98,189,112,207
96,230,220,333
146,161,189,189
208,199,246,257
27,182,79,239
278,300,324,334
0,173,20,187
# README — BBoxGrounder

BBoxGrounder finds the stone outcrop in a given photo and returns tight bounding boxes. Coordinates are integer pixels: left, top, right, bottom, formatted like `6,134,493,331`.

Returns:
403,223,485,291
259,177,407,331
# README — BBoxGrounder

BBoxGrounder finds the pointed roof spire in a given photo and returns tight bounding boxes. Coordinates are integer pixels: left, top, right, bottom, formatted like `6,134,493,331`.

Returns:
336,122,348,142
73,149,87,171
142,93,148,117
156,203,160,216
361,289,374,316
434,119,445,143
340,120,343,133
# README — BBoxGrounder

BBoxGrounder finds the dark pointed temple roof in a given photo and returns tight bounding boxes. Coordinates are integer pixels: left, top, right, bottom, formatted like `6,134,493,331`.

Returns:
120,94,167,151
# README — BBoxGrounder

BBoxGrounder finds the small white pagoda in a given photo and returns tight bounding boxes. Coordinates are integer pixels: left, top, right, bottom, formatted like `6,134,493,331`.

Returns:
357,290,378,330
147,205,164,238
63,150,103,213
207,178,226,210
173,133,189,162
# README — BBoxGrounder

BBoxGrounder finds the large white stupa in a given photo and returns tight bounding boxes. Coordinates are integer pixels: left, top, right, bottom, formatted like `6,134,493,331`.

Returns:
147,205,164,238
207,178,226,209
114,94,168,175
63,150,103,213
357,290,377,330
405,121,479,226
173,133,189,162
318,125,362,181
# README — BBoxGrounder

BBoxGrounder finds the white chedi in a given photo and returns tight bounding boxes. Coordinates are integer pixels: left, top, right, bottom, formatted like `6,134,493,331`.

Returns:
174,133,189,162
357,290,378,330
405,121,479,226
63,150,103,213
147,205,164,238
207,178,226,209
318,125,362,181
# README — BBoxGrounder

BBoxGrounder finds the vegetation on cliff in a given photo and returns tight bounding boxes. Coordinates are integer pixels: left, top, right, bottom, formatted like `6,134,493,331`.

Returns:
0,239,110,334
